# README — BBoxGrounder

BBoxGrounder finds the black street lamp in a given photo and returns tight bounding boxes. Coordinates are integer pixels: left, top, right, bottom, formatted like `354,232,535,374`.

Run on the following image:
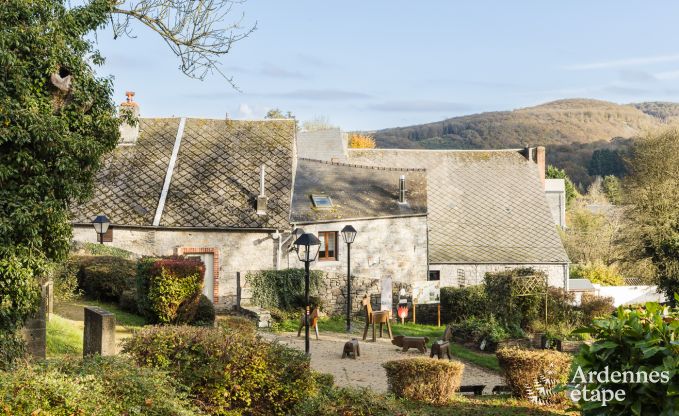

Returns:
92,215,110,245
341,225,357,332
294,232,321,354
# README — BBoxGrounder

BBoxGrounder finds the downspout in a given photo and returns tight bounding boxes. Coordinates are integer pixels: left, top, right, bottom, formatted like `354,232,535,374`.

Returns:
272,230,281,270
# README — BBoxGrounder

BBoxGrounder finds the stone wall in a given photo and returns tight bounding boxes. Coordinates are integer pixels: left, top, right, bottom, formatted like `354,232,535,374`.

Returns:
72,225,280,311
431,263,569,289
287,216,429,285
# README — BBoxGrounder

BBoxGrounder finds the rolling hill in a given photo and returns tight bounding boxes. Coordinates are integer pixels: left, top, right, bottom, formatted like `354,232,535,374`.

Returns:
371,99,679,188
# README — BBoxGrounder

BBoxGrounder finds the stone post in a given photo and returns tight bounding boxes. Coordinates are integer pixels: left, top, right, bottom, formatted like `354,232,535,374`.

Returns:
21,288,48,360
83,306,116,356
42,281,53,321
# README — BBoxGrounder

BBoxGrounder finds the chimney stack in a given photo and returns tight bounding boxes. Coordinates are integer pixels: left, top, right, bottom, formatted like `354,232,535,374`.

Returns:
256,164,268,215
522,146,546,188
119,91,140,145
398,175,406,204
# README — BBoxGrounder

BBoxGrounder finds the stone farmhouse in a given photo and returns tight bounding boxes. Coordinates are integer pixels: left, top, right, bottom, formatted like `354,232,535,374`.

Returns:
71,98,569,313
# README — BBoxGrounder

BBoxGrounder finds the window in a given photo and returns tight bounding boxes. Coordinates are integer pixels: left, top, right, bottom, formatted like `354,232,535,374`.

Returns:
457,269,466,287
311,194,333,209
428,270,440,281
318,231,338,261
101,227,113,243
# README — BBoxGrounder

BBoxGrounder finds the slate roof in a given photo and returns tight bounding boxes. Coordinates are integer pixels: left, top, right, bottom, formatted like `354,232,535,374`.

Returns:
348,149,569,264
71,118,296,229
296,129,348,162
291,158,427,223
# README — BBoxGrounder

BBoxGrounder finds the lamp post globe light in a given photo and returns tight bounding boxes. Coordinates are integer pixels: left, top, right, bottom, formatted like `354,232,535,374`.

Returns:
294,232,321,354
340,225,357,332
92,215,110,244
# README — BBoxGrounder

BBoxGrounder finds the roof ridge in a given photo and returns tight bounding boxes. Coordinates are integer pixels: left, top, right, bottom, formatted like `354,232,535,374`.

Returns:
298,157,426,172
347,148,524,153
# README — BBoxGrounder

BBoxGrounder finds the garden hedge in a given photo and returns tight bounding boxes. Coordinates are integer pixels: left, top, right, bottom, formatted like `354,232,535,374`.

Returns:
135,256,205,324
382,358,464,405
441,285,488,322
0,356,200,415
246,268,324,311
75,255,136,302
123,325,319,415
496,347,571,402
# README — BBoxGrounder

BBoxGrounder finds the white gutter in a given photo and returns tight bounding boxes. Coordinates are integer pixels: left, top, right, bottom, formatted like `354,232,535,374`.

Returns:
153,117,186,226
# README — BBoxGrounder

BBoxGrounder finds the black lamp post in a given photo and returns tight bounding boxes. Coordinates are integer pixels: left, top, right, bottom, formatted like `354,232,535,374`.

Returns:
293,232,321,354
92,215,110,244
341,225,357,332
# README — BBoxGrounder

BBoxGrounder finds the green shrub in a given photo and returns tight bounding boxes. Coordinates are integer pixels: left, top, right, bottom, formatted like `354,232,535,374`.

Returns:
218,315,256,335
76,255,136,302
496,347,572,403
192,294,216,326
441,285,488,322
579,293,615,321
572,301,679,415
570,262,624,286
382,358,464,405
49,256,81,302
246,268,324,311
0,332,26,371
118,289,138,314
485,268,550,329
450,315,509,349
123,325,318,415
0,356,201,415
136,256,205,324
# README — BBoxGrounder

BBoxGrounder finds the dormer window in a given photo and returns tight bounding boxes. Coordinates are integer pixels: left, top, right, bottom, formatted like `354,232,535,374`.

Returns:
311,194,333,209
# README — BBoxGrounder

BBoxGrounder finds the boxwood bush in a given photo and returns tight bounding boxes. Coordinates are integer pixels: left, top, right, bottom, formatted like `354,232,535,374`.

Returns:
75,255,136,302
382,358,464,405
441,285,489,322
0,356,201,415
572,301,679,415
123,325,319,415
496,347,572,403
136,256,205,324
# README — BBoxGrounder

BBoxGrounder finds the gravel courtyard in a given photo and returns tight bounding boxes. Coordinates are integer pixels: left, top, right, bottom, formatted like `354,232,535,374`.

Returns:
260,330,503,394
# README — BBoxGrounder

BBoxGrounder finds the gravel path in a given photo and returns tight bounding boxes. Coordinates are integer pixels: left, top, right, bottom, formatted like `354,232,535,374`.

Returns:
260,331,503,394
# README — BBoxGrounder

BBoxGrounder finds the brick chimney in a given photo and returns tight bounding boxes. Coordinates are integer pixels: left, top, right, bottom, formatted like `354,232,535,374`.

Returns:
536,146,546,187
119,91,140,145
523,146,546,188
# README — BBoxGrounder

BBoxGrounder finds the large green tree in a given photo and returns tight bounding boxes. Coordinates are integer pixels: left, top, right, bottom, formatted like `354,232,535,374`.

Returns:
0,0,252,356
623,128,679,303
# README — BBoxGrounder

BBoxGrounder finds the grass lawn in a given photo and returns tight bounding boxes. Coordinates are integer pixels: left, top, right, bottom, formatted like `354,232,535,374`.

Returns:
275,316,501,372
48,299,147,358
398,395,572,415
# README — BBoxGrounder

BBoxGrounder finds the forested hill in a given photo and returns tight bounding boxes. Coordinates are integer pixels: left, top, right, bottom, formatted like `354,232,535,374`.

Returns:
370,99,679,188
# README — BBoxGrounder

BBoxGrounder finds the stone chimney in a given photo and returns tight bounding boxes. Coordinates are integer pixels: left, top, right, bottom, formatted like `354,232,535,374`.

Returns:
118,91,140,145
523,146,546,188
256,164,268,215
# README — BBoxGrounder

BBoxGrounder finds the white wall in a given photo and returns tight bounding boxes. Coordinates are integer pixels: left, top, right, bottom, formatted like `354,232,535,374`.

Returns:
430,263,569,289
594,284,667,306
73,225,278,310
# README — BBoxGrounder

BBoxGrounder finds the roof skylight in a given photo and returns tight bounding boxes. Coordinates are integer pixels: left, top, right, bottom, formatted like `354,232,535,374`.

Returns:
311,194,333,209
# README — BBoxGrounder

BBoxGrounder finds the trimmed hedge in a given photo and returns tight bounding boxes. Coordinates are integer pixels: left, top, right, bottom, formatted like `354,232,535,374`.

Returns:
136,256,205,324
246,268,324,311
441,285,488,322
496,347,571,402
76,255,136,302
193,294,216,326
0,356,201,415
382,358,464,405
123,325,318,415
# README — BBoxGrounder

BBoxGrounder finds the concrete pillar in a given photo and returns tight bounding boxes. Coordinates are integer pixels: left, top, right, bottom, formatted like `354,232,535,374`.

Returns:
83,306,116,357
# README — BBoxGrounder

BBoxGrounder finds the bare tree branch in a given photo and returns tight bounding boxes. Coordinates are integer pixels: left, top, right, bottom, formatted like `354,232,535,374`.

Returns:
110,0,256,87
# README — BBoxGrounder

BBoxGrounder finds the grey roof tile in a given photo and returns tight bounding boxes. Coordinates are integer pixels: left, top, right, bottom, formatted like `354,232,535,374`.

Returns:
291,158,427,223
348,149,569,264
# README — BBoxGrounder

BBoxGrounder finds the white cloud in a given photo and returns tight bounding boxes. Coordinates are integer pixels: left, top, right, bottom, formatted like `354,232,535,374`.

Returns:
564,54,679,71
238,103,254,118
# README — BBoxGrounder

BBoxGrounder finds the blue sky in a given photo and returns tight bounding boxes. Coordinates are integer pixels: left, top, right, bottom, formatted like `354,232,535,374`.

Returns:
94,1,679,130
